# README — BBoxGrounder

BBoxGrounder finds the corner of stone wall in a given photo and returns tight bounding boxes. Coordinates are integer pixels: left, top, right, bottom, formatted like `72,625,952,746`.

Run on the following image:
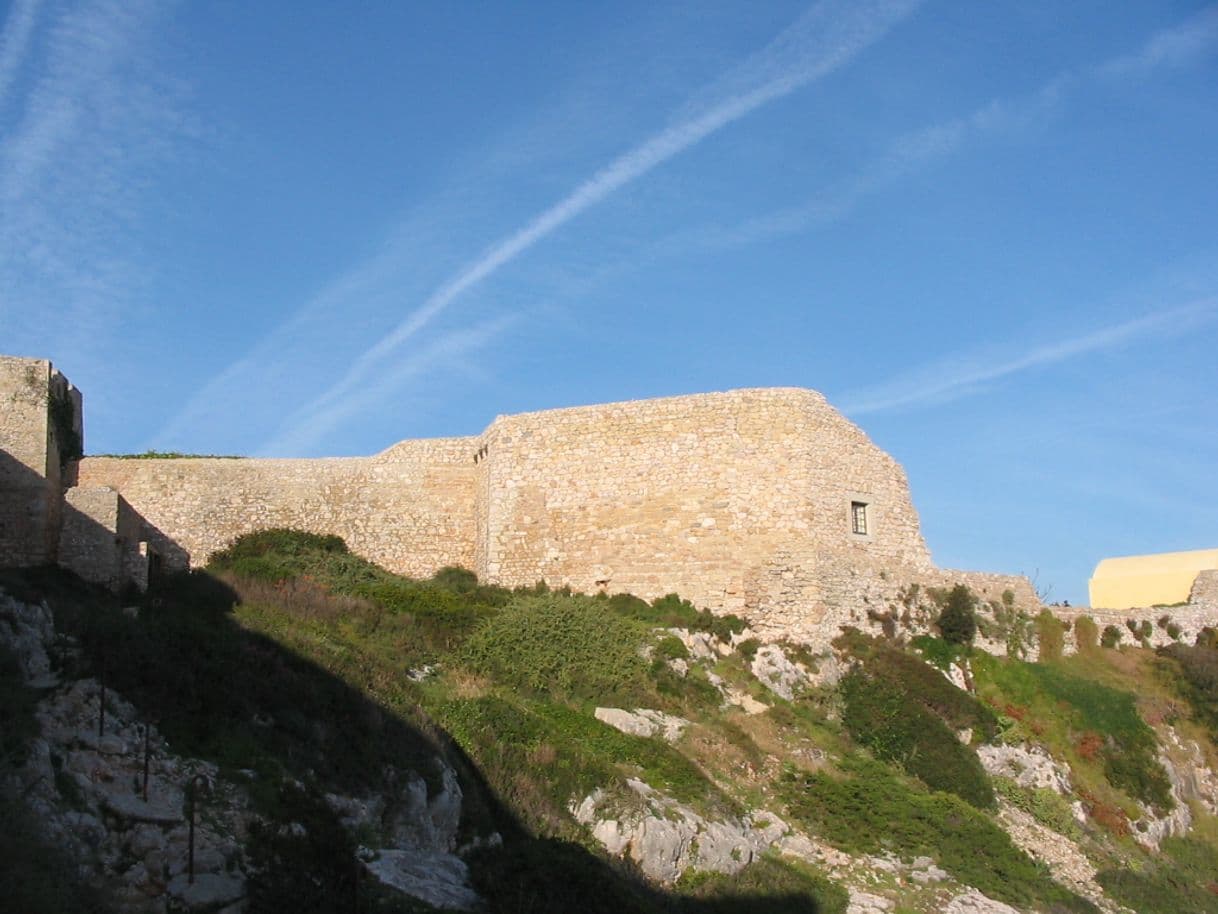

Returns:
58,486,151,592
1189,569,1218,608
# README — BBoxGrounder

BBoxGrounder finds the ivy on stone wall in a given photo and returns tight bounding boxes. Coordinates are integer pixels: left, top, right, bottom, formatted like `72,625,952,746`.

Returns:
48,387,81,469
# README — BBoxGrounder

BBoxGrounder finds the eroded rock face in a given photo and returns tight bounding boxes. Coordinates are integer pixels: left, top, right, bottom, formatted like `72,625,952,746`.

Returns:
749,644,811,700
571,779,790,883
1130,744,1195,851
366,850,481,911
9,674,247,913
977,744,1073,794
0,588,483,913
944,889,1021,914
594,707,689,743
0,592,56,684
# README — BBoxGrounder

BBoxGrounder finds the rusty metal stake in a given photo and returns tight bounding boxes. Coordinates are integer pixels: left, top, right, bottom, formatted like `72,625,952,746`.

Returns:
141,723,151,801
187,774,207,884
98,655,106,737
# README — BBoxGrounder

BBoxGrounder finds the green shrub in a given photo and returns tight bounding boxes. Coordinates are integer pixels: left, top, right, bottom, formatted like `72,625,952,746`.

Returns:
736,638,761,662
936,584,977,645
1159,642,1218,740
674,855,849,913
246,783,361,914
436,696,723,813
460,595,650,703
1097,837,1218,913
992,777,1082,840
609,592,746,642
910,634,964,670
1073,616,1099,653
972,654,1173,809
780,759,1095,912
469,838,660,914
841,662,994,808
1101,625,1123,649
654,635,690,662
1035,610,1067,661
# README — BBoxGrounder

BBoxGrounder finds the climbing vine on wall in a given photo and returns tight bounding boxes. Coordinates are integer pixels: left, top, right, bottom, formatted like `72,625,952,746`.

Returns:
48,386,82,469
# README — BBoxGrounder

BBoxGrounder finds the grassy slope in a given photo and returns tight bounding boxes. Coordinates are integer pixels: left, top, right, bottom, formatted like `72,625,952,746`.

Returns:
5,529,1218,913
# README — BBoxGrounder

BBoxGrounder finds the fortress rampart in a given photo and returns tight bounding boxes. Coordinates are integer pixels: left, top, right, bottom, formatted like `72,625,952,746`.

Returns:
0,353,1070,642
76,438,479,578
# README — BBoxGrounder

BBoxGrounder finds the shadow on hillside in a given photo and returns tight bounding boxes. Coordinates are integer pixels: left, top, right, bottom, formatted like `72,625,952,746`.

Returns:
0,565,834,914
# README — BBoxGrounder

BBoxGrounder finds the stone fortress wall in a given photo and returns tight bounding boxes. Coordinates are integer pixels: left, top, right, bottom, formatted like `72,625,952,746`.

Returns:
76,438,480,579
0,358,79,566
6,353,1213,647
475,389,935,620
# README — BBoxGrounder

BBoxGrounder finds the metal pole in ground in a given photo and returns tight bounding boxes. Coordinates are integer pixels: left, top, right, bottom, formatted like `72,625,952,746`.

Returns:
186,774,208,884
98,655,106,737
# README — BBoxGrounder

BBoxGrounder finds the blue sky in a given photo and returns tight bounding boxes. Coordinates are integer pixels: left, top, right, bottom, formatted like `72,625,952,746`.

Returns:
2,0,1216,604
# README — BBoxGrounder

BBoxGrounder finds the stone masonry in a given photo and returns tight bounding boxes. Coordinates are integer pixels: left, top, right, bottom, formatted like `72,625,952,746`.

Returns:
5,354,1042,635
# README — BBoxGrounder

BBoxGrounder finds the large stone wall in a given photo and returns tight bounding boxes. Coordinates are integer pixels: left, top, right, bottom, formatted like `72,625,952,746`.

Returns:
75,437,479,575
0,357,79,566
477,388,934,630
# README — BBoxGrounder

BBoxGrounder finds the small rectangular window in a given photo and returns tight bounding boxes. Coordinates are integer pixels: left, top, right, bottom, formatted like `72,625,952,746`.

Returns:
851,501,869,536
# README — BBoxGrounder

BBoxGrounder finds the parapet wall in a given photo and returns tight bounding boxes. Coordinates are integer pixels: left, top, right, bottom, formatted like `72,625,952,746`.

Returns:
75,437,479,575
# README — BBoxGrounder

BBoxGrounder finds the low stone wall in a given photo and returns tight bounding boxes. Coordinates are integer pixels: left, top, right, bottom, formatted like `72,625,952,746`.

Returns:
75,437,479,577
58,487,148,591
1053,603,1215,650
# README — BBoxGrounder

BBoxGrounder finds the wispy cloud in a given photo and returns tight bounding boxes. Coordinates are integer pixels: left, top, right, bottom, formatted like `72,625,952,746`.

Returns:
684,6,1218,253
261,0,924,452
1096,4,1218,78
0,0,42,109
0,0,184,366
257,313,519,456
836,300,1216,416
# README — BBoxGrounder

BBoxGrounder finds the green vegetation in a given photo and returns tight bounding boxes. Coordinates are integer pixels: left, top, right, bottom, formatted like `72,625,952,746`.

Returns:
780,757,1095,912
1073,616,1099,653
837,637,996,808
1097,837,1218,914
1035,609,1068,661
675,856,849,913
89,450,244,458
992,777,1083,840
9,528,1218,914
605,591,747,642
460,595,652,703
1159,641,1218,740
935,584,977,645
972,652,1173,810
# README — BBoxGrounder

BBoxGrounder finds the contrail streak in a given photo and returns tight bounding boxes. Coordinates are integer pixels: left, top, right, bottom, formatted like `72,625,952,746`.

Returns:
277,0,923,448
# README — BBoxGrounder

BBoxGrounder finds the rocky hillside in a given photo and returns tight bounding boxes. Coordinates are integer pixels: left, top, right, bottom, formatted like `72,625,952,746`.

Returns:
2,530,1217,913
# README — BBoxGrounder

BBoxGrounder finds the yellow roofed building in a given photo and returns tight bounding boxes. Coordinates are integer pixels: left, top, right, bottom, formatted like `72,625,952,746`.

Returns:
1088,548,1218,610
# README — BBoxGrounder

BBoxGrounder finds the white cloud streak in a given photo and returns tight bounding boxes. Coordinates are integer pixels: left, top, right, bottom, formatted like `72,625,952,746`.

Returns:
0,0,42,109
258,313,519,456
687,6,1218,252
269,0,923,452
0,0,182,365
837,300,1217,416
1096,4,1218,78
